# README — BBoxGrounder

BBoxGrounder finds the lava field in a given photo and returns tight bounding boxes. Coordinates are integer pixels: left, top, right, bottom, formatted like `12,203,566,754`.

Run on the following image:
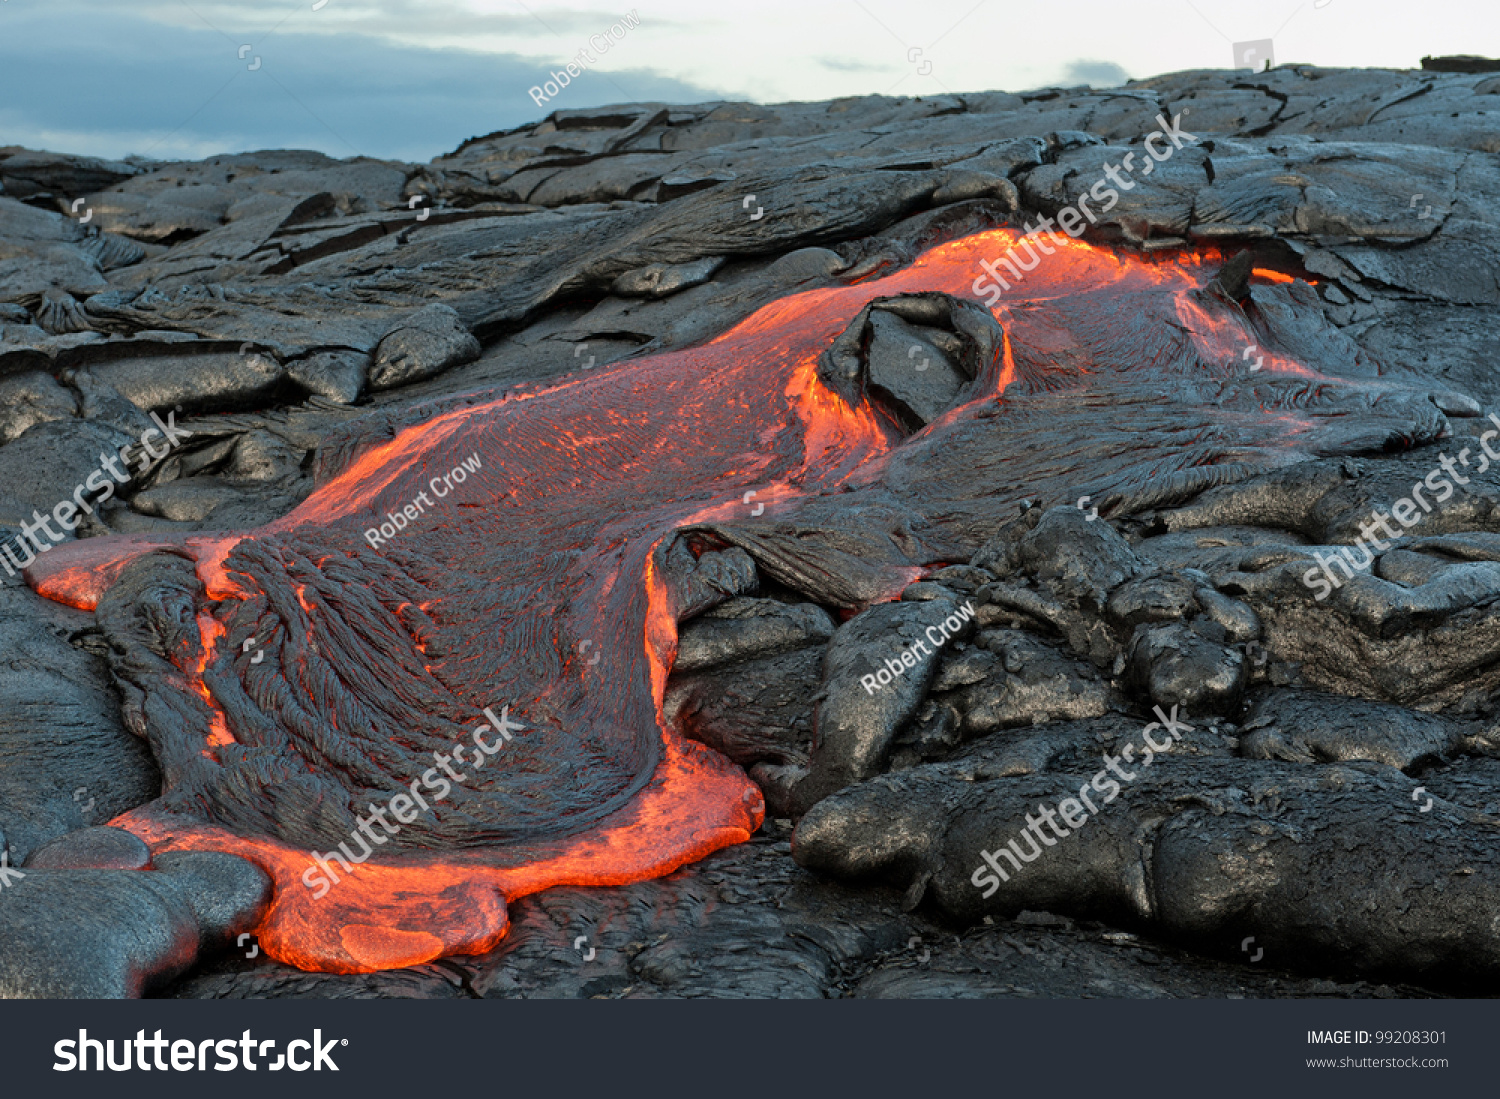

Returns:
3,63,1500,998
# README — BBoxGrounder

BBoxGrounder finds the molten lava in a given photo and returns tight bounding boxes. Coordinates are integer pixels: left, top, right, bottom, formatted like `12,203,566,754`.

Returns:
25,228,1374,973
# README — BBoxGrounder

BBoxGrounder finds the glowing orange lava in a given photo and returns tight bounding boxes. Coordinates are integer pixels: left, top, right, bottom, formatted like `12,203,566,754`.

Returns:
25,229,1328,972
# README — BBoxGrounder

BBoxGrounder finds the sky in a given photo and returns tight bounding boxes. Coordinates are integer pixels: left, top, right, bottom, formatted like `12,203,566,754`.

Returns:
0,0,1495,164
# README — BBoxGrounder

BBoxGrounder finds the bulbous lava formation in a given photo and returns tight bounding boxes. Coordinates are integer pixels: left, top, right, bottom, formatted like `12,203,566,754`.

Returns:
25,227,1456,972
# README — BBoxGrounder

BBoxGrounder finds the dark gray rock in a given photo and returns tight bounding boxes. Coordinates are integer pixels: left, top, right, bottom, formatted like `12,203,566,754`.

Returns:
1107,573,1201,628
0,419,134,549
866,311,968,427
792,596,974,813
0,591,160,864
75,349,286,415
1016,505,1142,612
0,370,76,444
1125,621,1248,717
610,256,725,298
150,851,274,953
1239,689,1466,769
10,65,1500,1000
130,477,248,523
674,598,835,673
818,291,1000,429
165,961,470,1000
24,826,151,870
663,543,759,622
0,852,269,997
947,629,1112,735
666,646,821,772
369,304,481,390
795,732,1500,988
0,149,140,202
33,289,93,334
286,349,369,403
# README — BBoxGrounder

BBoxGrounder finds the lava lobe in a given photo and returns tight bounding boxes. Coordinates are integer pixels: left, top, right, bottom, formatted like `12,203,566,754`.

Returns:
25,228,1433,972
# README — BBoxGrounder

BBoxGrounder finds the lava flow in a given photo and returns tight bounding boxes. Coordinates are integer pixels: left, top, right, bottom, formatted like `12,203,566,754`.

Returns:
23,227,1408,973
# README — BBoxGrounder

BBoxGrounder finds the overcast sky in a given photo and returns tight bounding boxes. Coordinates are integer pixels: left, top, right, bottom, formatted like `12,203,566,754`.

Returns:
1,0,1494,164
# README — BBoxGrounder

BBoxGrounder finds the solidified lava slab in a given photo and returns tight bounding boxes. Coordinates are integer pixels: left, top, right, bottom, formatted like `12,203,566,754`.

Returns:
24,228,1379,973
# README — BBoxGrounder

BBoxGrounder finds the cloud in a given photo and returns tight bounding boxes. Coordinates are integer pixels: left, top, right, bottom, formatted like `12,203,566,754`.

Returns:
0,5,722,162
816,56,891,74
83,1,665,45
1058,59,1131,88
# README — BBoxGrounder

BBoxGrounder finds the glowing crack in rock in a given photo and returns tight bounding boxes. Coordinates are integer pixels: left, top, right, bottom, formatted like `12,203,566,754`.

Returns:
26,228,1447,973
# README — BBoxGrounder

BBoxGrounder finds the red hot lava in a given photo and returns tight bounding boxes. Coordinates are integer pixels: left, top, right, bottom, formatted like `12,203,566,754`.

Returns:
25,229,1361,972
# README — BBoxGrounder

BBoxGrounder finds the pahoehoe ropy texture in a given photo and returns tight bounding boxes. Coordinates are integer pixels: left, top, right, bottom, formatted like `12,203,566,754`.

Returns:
20,226,1463,973
8,63,1500,996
